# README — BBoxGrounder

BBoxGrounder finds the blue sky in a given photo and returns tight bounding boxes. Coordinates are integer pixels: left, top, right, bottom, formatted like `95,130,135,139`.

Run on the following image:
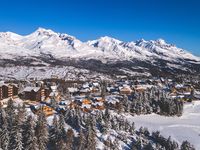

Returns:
0,0,200,55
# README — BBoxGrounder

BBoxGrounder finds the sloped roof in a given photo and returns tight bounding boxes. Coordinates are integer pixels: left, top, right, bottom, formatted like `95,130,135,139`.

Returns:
23,87,41,92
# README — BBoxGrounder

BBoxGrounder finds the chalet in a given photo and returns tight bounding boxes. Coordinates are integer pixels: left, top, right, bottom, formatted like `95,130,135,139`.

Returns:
91,87,99,93
69,102,78,109
0,83,19,100
30,104,54,116
68,87,78,95
105,95,121,107
92,101,104,110
93,82,99,87
79,88,90,95
120,87,132,95
133,85,148,93
48,86,61,101
82,99,91,105
42,105,54,116
94,97,105,102
81,104,92,112
45,87,52,98
107,86,119,94
21,87,44,101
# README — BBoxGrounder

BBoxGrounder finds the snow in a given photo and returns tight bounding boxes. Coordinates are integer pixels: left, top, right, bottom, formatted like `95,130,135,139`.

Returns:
68,87,78,93
22,87,41,92
0,27,199,63
0,66,111,81
105,95,120,104
126,101,200,149
156,38,167,45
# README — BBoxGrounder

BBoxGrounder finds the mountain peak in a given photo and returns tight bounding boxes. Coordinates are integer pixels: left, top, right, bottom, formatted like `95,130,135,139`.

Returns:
135,38,146,45
99,36,122,44
31,27,57,36
155,38,167,45
0,31,22,41
36,27,53,32
0,28,199,64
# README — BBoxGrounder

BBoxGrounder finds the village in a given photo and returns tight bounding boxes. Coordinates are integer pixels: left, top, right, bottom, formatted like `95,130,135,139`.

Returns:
0,75,200,117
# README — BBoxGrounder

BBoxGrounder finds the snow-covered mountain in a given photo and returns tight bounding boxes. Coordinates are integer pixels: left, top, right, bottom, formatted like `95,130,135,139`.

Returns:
0,27,199,76
88,36,200,62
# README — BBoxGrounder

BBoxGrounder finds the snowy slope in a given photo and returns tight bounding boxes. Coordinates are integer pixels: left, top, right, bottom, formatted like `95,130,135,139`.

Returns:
88,37,200,62
126,101,200,149
0,28,102,59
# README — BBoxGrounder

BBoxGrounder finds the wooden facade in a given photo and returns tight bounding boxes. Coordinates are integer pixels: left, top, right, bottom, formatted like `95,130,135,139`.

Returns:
2,85,8,99
24,87,43,101
120,87,132,95
24,89,42,101
0,87,2,100
0,84,18,100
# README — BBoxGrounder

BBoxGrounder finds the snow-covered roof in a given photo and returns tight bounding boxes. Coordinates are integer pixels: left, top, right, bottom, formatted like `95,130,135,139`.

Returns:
105,95,120,104
51,86,57,91
93,82,99,87
80,88,90,93
68,87,78,93
81,104,91,109
23,87,40,92
0,81,18,87
83,83,89,88
175,84,184,88
92,102,104,106
0,81,6,87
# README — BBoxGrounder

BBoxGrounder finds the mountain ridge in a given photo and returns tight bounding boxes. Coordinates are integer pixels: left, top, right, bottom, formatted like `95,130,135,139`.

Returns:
0,27,199,76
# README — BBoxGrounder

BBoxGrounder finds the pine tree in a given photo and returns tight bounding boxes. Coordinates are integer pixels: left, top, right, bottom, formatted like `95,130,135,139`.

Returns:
135,136,142,150
6,99,15,132
49,115,59,149
23,116,38,150
35,111,48,150
0,104,4,129
57,139,67,150
181,140,195,150
50,114,68,150
77,128,85,150
85,125,96,150
17,104,27,149
129,122,135,135
66,128,74,150
101,80,107,99
9,113,23,150
143,142,154,150
111,138,120,150
58,114,67,142
0,109,9,150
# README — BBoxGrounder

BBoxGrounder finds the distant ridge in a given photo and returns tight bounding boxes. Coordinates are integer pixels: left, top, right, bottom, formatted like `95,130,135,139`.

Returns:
0,27,199,76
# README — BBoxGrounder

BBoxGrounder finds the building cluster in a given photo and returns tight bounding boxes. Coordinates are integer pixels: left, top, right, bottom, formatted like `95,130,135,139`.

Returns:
0,76,199,116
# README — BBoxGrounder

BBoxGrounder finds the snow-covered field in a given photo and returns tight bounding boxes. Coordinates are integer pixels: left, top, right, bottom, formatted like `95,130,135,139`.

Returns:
127,101,200,149
0,66,110,81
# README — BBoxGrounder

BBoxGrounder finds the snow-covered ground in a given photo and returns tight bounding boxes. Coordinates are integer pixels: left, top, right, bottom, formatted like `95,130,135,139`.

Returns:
126,101,200,149
0,66,111,81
